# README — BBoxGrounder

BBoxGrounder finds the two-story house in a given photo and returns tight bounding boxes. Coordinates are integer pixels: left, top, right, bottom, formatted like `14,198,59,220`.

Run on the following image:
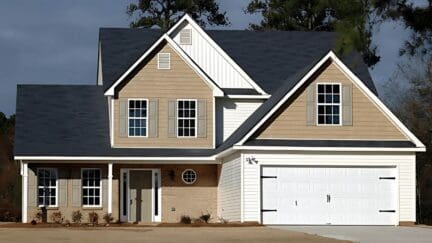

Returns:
15,15,425,225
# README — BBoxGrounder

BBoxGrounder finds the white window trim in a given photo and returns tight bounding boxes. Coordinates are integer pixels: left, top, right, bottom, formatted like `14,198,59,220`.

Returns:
316,82,342,126
157,53,171,70
176,99,198,138
127,98,149,138
179,29,192,45
81,168,103,208
37,168,58,208
181,169,197,185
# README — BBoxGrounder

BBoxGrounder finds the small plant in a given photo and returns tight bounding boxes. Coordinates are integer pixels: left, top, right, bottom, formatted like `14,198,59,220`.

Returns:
30,219,37,225
50,211,63,224
180,215,191,224
103,213,114,225
35,210,43,223
199,213,211,223
71,210,82,224
88,211,99,225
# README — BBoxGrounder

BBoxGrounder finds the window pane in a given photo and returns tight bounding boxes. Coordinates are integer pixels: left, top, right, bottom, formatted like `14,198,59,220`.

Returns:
325,85,332,93
333,95,340,103
333,106,339,114
333,115,340,124
326,115,332,124
318,115,324,124
318,85,324,93
333,85,340,93
325,95,332,103
325,106,332,114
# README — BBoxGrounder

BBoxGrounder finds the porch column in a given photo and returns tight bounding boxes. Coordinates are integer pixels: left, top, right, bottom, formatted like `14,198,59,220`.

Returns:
108,162,113,214
21,161,28,223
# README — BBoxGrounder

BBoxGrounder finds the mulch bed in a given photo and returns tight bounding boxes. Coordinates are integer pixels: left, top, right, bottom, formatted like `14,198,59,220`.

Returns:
0,222,262,228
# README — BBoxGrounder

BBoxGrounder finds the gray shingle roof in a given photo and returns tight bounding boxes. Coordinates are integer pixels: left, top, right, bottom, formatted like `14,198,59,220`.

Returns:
15,28,410,157
14,85,214,157
99,28,377,95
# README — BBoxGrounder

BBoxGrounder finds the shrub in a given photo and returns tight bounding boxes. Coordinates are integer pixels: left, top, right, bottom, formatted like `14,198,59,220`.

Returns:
30,219,37,225
103,213,114,224
50,211,63,224
180,215,191,224
199,213,211,223
35,211,43,223
71,210,82,224
88,212,99,225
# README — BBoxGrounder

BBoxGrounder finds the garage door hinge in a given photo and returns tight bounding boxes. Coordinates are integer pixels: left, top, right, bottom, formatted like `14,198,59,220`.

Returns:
261,176,277,179
379,177,396,180
261,209,277,212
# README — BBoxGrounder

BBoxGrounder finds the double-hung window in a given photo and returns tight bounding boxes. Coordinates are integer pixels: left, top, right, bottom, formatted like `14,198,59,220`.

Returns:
128,99,148,137
177,99,197,137
37,168,58,207
82,168,102,207
317,83,341,125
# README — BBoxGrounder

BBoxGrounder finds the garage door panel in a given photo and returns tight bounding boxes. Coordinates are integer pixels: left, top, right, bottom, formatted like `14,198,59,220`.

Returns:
261,166,397,225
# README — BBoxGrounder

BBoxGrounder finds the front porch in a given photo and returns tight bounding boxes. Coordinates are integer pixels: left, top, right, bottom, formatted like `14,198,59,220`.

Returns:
21,162,218,224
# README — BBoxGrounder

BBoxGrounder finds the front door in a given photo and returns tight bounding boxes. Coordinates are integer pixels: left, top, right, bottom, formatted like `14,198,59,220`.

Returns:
129,170,153,222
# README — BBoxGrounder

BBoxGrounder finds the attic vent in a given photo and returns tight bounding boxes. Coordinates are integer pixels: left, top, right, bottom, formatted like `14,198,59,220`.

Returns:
158,53,170,70
179,29,192,45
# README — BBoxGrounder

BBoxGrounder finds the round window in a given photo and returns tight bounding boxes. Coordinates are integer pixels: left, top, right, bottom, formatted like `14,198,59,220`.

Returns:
182,169,197,184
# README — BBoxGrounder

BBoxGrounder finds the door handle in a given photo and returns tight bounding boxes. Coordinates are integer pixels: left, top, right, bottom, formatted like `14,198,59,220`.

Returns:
326,194,330,203
295,200,297,206
329,194,331,203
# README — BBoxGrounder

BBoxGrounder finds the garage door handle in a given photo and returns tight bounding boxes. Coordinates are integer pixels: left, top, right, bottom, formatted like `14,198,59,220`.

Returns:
261,209,277,212
379,210,396,213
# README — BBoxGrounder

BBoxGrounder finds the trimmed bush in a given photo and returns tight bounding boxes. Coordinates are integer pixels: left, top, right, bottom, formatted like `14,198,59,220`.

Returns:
180,215,191,224
71,210,82,224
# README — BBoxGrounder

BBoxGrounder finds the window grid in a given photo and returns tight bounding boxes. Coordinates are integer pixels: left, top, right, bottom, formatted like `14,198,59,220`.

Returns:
37,168,57,207
82,168,102,207
177,100,197,137
128,99,148,137
317,83,341,125
182,169,197,184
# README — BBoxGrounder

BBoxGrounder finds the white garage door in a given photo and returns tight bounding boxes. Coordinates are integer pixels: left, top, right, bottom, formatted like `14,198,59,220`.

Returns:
262,166,398,225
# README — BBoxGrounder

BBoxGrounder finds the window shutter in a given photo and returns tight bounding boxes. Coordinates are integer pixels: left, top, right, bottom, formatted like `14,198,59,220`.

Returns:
71,169,81,207
58,169,68,207
180,29,192,45
197,100,207,138
306,85,316,126
119,99,128,137
148,99,158,138
168,100,177,138
158,53,170,69
28,168,37,207
342,84,353,126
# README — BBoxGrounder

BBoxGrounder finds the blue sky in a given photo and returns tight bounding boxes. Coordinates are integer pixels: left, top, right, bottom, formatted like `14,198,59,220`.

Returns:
0,0,410,115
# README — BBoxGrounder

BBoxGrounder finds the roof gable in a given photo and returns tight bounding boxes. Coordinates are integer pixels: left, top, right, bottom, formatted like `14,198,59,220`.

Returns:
233,51,425,149
104,34,223,97
255,61,407,140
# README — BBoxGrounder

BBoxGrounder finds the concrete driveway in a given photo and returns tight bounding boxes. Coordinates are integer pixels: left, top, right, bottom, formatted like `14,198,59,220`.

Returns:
0,226,350,243
272,226,432,243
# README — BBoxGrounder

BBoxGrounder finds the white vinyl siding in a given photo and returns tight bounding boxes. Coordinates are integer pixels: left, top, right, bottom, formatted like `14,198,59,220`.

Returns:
172,22,254,89
218,153,242,221
216,99,263,145
240,152,416,223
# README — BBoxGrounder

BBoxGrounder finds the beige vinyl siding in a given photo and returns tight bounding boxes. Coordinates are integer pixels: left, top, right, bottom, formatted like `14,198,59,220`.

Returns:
257,62,407,140
113,43,213,148
27,164,118,223
114,164,218,223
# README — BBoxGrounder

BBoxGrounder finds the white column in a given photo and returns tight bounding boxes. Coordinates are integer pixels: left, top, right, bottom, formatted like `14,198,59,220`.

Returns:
21,162,28,223
108,163,113,214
